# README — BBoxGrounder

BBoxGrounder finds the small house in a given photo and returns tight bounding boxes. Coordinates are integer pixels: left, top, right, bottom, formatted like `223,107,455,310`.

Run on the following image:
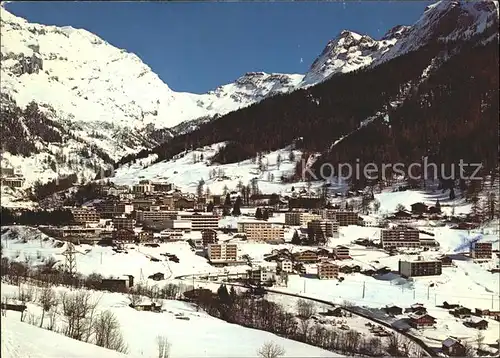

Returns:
451,306,472,319
442,337,466,357
384,305,403,316
464,317,488,330
132,300,162,312
321,307,342,317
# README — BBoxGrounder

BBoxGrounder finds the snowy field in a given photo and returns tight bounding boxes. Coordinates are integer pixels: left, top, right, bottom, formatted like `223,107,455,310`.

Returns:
0,283,339,358
1,313,128,358
111,143,348,196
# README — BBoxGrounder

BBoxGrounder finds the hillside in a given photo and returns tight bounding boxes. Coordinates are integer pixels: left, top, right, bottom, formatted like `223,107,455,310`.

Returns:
1,314,129,358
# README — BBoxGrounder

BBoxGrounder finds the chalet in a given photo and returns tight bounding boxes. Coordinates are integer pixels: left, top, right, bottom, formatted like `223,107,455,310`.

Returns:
411,202,428,215
392,210,412,219
131,300,162,312
408,313,436,328
175,197,196,210
475,308,490,316
384,305,403,316
316,248,331,259
405,303,427,315
293,250,318,263
464,317,488,330
451,306,472,319
442,337,466,357
442,301,460,310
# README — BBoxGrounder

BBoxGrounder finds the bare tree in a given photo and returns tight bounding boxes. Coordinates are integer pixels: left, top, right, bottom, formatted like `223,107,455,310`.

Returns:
156,335,171,358
296,299,315,319
257,341,285,358
59,291,97,341
18,284,35,303
476,331,484,351
38,287,57,328
128,293,142,307
93,310,128,354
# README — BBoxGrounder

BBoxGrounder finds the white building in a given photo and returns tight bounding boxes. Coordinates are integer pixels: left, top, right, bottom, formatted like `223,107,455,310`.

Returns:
278,259,293,273
132,181,154,194
165,219,192,233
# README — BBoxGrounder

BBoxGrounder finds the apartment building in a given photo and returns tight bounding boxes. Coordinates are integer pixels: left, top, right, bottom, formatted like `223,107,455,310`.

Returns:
381,227,420,250
207,243,238,263
132,181,154,194
470,242,492,259
96,201,133,219
179,213,219,231
317,261,340,279
278,259,293,273
202,229,218,247
135,210,178,223
307,220,339,238
322,209,360,226
247,266,277,284
237,221,284,242
398,258,442,277
285,211,322,226
112,216,135,230
71,208,100,224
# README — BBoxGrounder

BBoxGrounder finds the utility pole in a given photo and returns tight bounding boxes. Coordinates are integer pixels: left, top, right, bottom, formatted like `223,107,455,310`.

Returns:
100,252,103,265
303,280,306,294
362,282,366,299
427,285,430,300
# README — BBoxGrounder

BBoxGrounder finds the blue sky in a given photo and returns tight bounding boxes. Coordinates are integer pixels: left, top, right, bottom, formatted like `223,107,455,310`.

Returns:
6,1,433,94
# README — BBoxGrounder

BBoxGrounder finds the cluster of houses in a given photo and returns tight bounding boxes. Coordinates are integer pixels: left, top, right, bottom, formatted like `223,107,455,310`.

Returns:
383,301,498,342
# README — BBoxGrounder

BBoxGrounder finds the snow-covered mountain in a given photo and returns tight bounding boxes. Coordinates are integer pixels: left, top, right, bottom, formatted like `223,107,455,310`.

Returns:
301,0,499,86
0,5,303,190
1,0,498,200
